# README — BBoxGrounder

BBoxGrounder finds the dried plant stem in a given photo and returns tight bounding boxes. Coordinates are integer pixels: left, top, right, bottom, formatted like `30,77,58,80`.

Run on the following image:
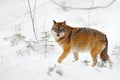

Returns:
27,0,37,41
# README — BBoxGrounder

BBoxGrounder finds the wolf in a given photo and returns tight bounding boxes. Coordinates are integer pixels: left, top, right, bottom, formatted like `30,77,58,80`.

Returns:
52,20,111,67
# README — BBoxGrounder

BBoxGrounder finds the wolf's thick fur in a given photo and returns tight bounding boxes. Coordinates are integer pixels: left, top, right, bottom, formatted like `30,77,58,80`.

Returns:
52,20,110,66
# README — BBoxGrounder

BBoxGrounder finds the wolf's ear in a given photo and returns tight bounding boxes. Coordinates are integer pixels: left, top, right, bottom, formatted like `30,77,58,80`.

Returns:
53,20,56,24
63,21,66,26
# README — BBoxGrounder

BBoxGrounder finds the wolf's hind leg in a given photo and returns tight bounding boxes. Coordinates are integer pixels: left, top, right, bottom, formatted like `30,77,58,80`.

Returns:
90,49,98,67
73,52,79,61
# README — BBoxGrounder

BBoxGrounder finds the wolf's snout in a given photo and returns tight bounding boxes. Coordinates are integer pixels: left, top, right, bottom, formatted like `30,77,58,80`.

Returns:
57,34,60,37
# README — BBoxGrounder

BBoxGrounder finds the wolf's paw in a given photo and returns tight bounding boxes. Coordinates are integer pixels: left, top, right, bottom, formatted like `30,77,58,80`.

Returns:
72,59,79,62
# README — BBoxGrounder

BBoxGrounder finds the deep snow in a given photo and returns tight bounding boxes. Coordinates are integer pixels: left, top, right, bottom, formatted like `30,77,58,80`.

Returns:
0,0,120,80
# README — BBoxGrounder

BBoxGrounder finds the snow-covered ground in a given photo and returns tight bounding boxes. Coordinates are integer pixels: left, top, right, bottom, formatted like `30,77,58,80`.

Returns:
0,0,120,80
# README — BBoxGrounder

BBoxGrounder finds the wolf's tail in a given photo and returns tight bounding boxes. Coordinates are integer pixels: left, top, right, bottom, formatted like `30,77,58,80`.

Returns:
100,35,109,62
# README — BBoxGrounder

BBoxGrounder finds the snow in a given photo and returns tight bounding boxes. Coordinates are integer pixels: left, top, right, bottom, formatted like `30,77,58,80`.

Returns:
0,0,120,80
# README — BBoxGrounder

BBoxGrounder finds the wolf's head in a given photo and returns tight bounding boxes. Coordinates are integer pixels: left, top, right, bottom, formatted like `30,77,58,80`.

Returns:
52,20,66,40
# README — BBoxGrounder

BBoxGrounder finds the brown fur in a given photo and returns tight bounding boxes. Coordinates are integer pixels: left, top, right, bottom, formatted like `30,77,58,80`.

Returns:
52,20,110,67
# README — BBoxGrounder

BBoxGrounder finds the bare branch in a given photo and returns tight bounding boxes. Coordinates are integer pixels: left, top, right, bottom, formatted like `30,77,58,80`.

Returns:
33,0,37,19
19,1,50,19
50,0,116,10
27,0,37,40
88,0,95,26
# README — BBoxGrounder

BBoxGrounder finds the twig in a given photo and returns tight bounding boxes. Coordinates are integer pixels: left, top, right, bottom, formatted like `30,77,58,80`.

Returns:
33,0,37,19
43,10,47,53
51,0,116,10
27,0,37,40
88,0,95,26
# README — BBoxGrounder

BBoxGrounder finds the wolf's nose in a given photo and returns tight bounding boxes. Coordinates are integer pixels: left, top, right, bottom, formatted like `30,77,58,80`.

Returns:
57,34,59,37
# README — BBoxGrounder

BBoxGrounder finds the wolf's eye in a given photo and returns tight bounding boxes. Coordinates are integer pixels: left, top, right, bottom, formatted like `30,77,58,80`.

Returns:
60,29,65,32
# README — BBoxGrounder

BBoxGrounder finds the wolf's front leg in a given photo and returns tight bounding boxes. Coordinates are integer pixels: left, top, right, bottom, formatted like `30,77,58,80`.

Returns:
57,48,70,63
